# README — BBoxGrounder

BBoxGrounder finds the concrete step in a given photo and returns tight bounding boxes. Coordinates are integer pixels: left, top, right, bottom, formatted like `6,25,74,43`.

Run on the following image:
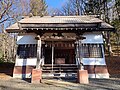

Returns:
42,73,77,79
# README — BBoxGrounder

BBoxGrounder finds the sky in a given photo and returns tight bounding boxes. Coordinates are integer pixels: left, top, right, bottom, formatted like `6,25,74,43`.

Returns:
45,0,66,9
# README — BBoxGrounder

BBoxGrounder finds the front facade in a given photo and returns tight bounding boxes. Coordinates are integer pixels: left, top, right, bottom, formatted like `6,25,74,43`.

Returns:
6,16,114,79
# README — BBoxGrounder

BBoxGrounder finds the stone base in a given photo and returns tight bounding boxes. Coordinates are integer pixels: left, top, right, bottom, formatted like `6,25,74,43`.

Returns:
31,69,42,83
77,70,89,84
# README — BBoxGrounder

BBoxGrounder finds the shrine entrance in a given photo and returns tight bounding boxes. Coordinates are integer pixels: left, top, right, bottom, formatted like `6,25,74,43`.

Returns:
44,41,75,64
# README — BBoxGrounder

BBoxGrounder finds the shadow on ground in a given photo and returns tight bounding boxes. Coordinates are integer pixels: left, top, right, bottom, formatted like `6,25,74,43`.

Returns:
0,63,14,77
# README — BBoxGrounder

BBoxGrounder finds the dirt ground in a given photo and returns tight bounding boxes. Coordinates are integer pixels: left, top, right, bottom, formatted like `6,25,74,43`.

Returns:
0,74,120,90
0,62,120,90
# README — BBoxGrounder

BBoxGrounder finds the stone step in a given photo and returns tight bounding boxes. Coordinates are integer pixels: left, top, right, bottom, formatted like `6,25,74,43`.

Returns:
42,73,77,79
42,69,77,73
42,64,78,77
43,67,78,70
43,64,77,67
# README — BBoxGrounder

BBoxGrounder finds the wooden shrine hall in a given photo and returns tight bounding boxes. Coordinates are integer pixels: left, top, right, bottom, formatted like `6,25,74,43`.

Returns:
6,16,114,80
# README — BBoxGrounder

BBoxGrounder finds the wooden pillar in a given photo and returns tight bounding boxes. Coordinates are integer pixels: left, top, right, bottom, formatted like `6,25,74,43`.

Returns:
78,40,82,70
75,40,80,66
52,45,54,72
36,37,42,69
76,36,89,84
75,40,79,65
31,35,42,83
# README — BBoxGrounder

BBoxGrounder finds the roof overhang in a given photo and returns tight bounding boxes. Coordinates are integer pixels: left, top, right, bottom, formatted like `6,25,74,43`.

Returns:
6,16,115,33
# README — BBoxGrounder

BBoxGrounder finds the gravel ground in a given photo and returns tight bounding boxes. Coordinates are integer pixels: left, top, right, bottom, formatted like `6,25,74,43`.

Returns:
0,78,68,90
0,77,120,90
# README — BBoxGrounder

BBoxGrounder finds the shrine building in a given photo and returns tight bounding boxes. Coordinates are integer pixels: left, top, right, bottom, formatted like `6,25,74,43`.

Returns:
6,16,114,79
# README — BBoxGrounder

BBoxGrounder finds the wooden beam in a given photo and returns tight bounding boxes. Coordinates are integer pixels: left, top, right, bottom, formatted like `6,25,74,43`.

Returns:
21,23,98,28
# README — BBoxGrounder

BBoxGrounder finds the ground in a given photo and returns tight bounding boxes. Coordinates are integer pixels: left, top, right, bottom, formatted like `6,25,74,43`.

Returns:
0,75,120,90
0,58,120,90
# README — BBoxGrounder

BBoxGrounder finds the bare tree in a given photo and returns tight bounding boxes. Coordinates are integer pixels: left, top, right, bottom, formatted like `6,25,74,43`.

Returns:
19,0,30,15
0,0,21,62
61,2,74,16
60,0,86,16
0,0,49,62
0,0,13,24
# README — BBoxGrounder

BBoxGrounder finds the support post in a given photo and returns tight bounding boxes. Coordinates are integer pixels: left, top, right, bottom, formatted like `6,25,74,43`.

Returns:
36,37,42,69
76,36,89,84
31,35,42,83
78,40,83,70
52,45,54,72
75,40,80,67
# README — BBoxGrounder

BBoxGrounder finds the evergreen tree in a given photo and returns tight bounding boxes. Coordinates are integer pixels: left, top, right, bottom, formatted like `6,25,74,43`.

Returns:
30,0,48,16
84,0,100,15
114,0,120,20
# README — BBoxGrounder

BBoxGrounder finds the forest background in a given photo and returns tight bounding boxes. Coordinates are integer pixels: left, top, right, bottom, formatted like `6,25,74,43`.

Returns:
0,0,120,62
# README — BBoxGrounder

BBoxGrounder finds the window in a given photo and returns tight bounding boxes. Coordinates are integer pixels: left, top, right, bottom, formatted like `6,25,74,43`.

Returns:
17,44,37,59
81,44,103,58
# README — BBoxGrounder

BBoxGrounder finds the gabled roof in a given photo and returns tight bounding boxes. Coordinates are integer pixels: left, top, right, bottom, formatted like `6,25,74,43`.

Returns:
6,15,115,33
19,16,103,24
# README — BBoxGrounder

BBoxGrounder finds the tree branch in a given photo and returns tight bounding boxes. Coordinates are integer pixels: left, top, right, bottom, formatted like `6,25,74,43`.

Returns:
0,18,9,24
